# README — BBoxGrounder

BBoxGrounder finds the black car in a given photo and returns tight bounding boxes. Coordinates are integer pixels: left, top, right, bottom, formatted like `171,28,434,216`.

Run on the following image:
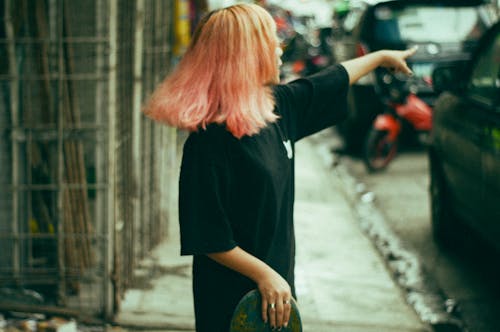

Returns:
429,21,500,252
332,0,498,153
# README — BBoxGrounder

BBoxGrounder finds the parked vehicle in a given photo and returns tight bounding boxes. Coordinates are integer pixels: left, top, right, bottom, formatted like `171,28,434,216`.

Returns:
332,0,498,154
279,14,335,78
363,72,432,172
429,21,500,252
287,28,334,77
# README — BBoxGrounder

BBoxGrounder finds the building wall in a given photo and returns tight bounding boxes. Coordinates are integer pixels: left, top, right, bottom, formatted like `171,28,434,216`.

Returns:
0,0,180,318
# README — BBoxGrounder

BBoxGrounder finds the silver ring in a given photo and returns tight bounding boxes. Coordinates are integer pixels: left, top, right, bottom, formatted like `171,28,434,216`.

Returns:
284,300,291,305
269,303,276,310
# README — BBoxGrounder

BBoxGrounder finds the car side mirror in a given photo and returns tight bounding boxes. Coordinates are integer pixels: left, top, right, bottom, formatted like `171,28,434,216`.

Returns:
432,65,465,94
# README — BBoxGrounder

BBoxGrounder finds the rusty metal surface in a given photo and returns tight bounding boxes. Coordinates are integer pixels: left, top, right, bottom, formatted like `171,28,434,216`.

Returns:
0,0,177,319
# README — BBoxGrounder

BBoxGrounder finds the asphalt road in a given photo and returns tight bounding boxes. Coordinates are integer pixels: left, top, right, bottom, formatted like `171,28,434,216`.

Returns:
318,128,500,332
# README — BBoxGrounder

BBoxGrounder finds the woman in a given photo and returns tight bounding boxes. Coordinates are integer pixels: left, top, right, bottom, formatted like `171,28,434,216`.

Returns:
143,4,416,331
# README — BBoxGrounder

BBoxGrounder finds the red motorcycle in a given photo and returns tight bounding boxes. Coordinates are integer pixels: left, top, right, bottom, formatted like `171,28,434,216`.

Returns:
363,72,433,172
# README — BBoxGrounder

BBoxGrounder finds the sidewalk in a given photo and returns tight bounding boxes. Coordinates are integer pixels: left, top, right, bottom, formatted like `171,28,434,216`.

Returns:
114,129,430,332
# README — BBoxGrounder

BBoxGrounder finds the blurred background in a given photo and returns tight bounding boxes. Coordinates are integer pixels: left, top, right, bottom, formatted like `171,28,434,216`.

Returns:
0,1,499,331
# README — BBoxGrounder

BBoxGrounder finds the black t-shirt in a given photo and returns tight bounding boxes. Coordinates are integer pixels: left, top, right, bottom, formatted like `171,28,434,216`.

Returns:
178,64,349,332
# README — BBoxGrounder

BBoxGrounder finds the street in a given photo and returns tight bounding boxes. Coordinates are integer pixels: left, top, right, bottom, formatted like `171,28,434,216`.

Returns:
317,128,500,332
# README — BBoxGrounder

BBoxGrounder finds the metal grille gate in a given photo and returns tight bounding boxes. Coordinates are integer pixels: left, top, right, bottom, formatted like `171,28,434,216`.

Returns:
0,0,176,319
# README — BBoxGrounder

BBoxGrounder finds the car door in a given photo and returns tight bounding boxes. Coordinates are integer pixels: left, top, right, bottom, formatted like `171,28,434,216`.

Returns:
434,91,483,224
469,28,500,249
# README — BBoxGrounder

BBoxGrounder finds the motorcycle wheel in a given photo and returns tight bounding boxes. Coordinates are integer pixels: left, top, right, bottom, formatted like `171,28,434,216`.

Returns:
363,128,398,172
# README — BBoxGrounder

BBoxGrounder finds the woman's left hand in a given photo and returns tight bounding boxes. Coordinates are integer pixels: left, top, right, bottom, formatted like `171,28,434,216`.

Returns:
206,247,292,329
256,268,292,330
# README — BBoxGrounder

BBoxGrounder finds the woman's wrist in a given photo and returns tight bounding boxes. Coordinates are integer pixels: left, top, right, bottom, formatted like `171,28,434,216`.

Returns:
250,263,279,284
207,246,275,283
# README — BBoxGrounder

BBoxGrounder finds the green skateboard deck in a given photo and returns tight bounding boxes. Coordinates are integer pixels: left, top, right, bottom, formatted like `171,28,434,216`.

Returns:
229,289,302,332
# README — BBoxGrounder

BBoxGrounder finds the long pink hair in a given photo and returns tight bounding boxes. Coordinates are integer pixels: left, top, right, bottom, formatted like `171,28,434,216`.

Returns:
143,4,280,138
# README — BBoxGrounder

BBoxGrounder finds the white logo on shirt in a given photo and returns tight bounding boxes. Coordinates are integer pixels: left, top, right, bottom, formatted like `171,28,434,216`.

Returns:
283,140,293,159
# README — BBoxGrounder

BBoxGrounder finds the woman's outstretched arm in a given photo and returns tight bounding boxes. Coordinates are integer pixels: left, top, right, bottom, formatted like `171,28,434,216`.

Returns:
341,47,418,85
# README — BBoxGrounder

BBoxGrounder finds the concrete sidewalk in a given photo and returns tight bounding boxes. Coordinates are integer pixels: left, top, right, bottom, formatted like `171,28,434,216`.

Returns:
114,130,430,332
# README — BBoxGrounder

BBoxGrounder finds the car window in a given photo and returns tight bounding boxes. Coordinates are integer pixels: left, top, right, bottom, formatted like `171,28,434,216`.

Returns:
373,5,486,44
468,32,500,106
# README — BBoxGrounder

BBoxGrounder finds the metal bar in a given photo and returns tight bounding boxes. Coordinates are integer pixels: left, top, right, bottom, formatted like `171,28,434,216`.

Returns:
0,74,108,80
104,0,118,319
0,278,82,285
167,127,177,238
0,271,102,278
138,0,154,259
52,0,67,304
0,278,72,283
94,0,107,316
5,0,21,286
62,0,94,272
140,45,172,54
7,184,107,190
150,0,160,248
0,268,70,274
167,1,178,243
5,124,106,130
156,0,170,239
0,37,109,43
0,233,108,239
0,272,102,279
94,0,105,240
139,122,150,258
152,127,161,246
130,0,145,279
0,267,101,273
9,132,105,144
27,133,34,268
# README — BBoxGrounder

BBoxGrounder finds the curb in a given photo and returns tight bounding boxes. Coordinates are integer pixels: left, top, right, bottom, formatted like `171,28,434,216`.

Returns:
309,134,467,332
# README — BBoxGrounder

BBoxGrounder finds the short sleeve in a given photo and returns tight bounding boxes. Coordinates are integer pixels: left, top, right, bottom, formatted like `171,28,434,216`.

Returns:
178,134,237,255
274,64,350,141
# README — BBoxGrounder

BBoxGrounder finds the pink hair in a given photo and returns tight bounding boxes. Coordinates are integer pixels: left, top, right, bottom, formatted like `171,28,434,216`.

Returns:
142,4,279,138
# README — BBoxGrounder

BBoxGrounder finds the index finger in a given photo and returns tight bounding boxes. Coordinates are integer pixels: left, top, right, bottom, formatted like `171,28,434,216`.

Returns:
405,45,418,58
